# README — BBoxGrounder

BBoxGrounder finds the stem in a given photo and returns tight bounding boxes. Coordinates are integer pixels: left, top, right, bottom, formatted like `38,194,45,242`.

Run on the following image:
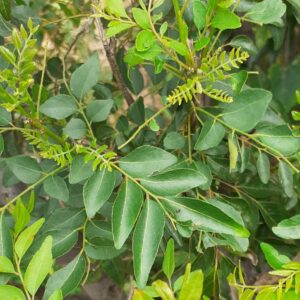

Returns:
118,103,172,150
187,111,192,162
0,166,65,212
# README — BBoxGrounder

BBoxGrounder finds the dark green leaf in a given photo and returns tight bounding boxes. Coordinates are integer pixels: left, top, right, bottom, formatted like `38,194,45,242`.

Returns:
63,118,87,139
69,156,93,184
0,0,11,20
257,152,270,184
0,134,4,156
128,97,145,125
43,176,69,202
163,132,185,150
86,100,114,123
0,214,13,260
162,239,175,280
0,107,11,126
192,0,207,30
278,161,293,198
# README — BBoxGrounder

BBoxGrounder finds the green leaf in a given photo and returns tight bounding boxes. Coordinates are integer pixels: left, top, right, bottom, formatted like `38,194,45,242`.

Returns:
128,97,145,125
83,169,116,218
112,179,144,249
287,0,300,23
86,99,114,123
0,214,13,259
140,168,208,196
260,242,290,270
257,152,270,184
162,197,249,237
70,54,100,99
133,200,165,288
163,132,185,150
192,0,207,30
0,134,4,156
24,236,53,296
229,35,258,56
195,120,225,151
43,176,69,202
63,118,87,139
7,156,42,184
194,37,210,51
178,268,203,300
228,133,238,172
132,8,150,29
44,254,85,298
104,0,128,18
211,7,241,30
13,200,31,236
169,40,188,56
272,214,300,239
48,289,63,300
15,218,45,260
119,145,177,178
152,280,174,300
149,119,160,132
162,239,175,280
0,285,26,300
135,30,156,52
0,46,15,65
69,156,93,184
0,0,11,21
245,0,286,26
0,107,11,126
132,289,154,300
222,88,272,132
40,95,77,120
278,161,293,198
0,256,15,273
255,125,300,156
106,21,134,37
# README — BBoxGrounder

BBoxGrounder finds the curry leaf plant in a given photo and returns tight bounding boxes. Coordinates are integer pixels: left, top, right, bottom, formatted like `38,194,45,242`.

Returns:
0,0,300,299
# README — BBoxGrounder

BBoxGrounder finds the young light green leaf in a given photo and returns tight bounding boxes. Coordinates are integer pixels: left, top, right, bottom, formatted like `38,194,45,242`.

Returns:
162,239,175,280
83,169,116,218
132,8,150,29
272,214,300,239
152,280,174,300
169,40,188,56
178,269,203,300
162,197,249,237
63,118,87,139
48,289,63,300
278,161,293,198
7,156,42,184
211,7,241,30
140,168,208,196
44,254,85,299
112,179,144,249
0,256,15,273
222,88,272,132
133,200,165,288
43,176,69,202
86,99,114,123
0,285,26,300
135,30,156,52
24,236,53,296
69,156,93,184
228,133,238,173
70,54,100,99
13,200,30,236
194,120,225,151
40,95,78,120
132,289,154,300
106,21,134,37
119,145,177,178
104,0,128,18
260,242,290,270
257,152,270,184
15,218,45,260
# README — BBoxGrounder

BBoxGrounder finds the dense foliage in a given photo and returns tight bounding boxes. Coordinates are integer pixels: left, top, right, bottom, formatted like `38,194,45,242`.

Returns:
0,0,300,299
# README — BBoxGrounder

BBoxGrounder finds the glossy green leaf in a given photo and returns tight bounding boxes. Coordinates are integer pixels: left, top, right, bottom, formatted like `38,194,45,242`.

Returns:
83,169,116,218
133,200,165,288
278,161,293,197
211,7,241,30
48,289,63,300
0,256,15,273
0,214,13,259
162,239,175,280
69,156,93,184
43,176,69,202
0,0,11,21
140,168,208,196
63,118,87,139
135,30,156,52
222,88,272,132
178,269,203,300
70,54,100,99
44,254,85,298
132,8,150,29
0,285,25,300
192,0,207,30
260,242,290,270
40,95,77,120
255,125,300,156
15,218,45,260
273,214,300,239
257,152,270,184
112,179,144,249
245,0,286,25
162,197,249,237
86,99,114,123
119,145,177,178
7,156,42,184
24,236,53,296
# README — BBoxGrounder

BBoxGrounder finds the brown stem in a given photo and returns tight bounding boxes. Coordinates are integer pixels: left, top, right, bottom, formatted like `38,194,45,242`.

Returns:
92,5,134,106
